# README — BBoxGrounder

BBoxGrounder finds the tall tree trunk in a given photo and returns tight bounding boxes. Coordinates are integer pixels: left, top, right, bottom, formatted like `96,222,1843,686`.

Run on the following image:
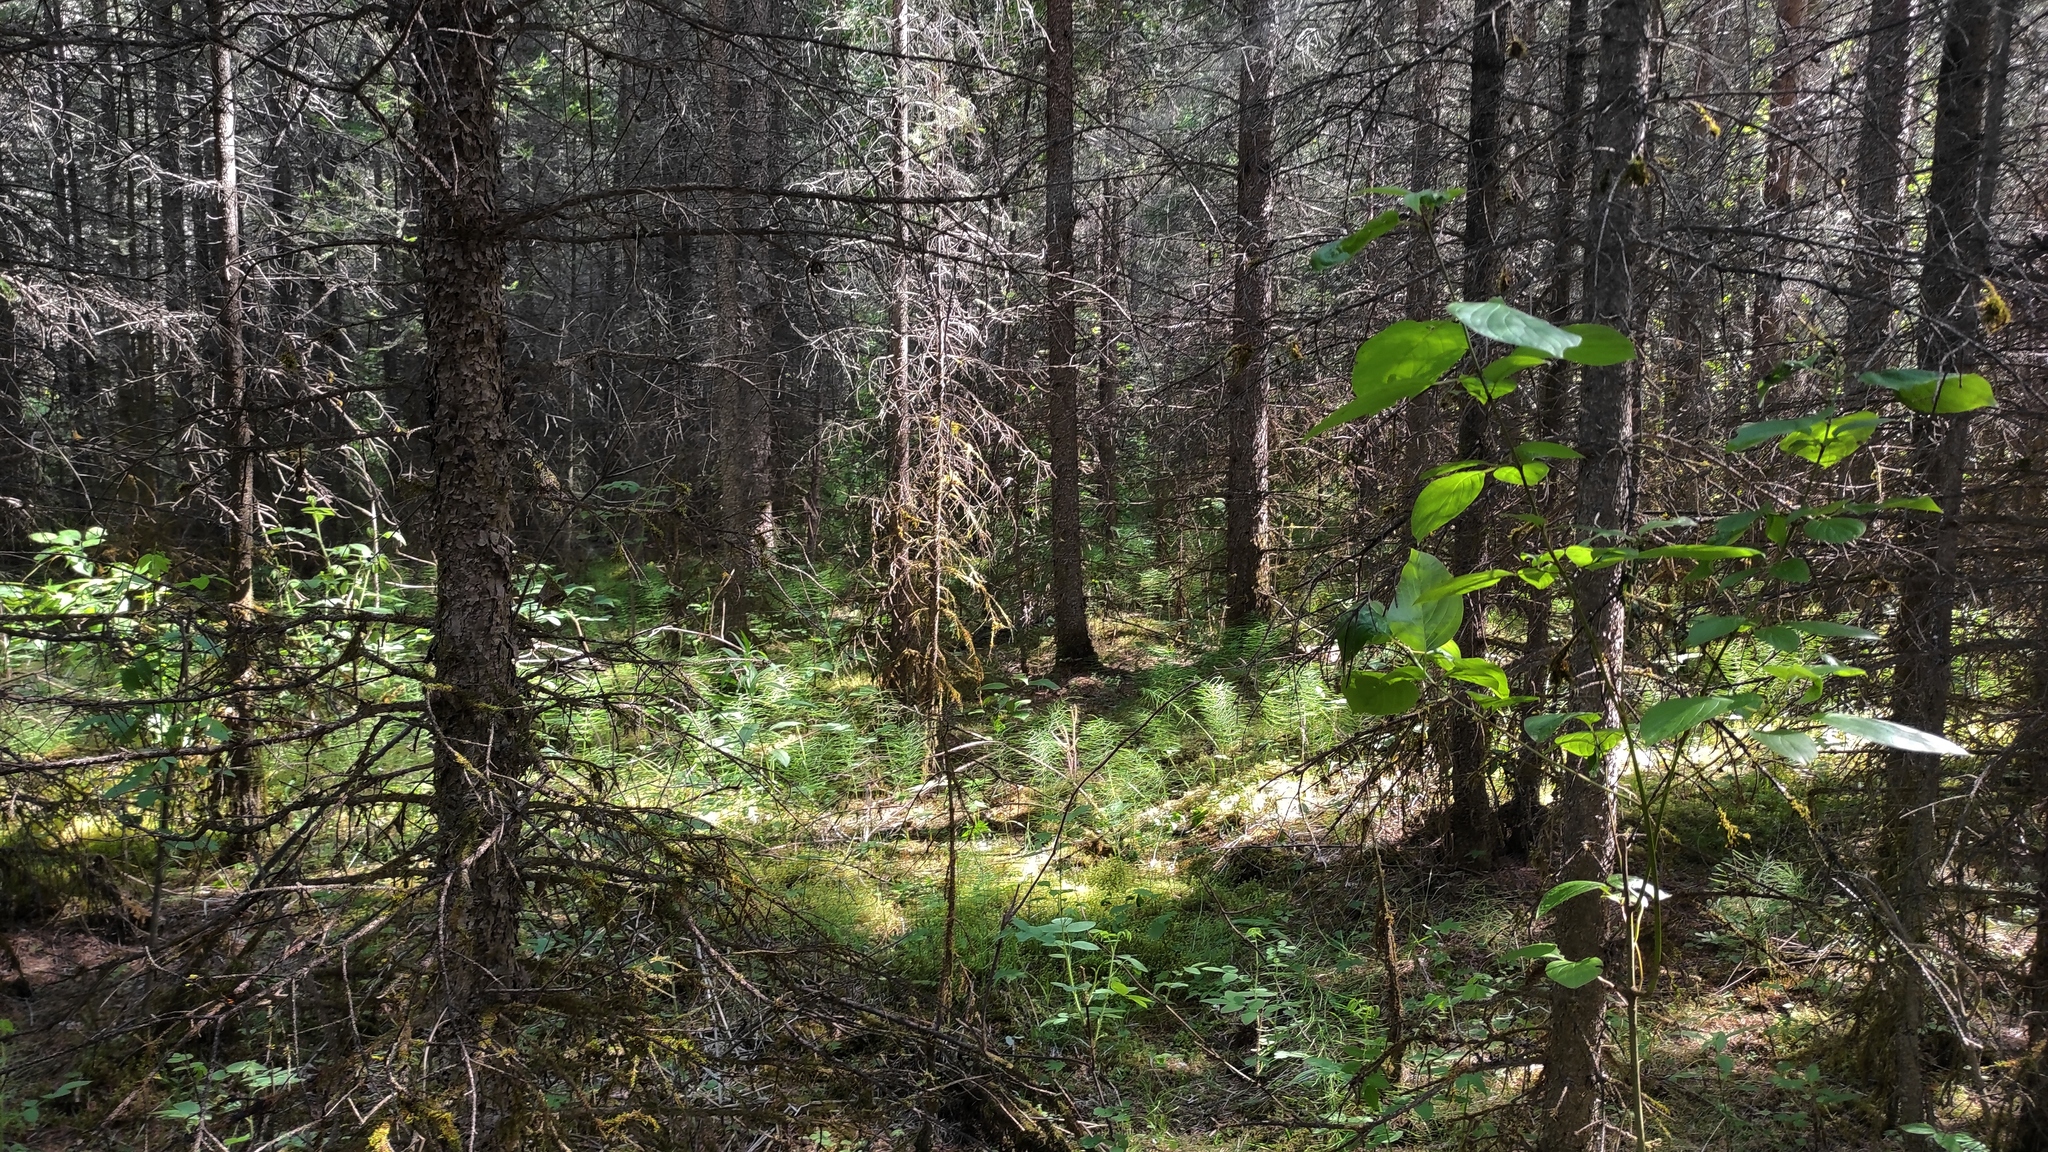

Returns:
1445,0,1511,864
1222,0,1274,626
206,0,262,864
1537,0,1657,1144
2012,565,2048,1149
1045,0,1097,665
880,0,927,700
1749,0,1807,388
1842,0,1914,377
1884,0,2000,1128
1400,0,1445,478
407,0,531,1143
1095,185,1123,544
1505,0,1589,855
710,0,775,637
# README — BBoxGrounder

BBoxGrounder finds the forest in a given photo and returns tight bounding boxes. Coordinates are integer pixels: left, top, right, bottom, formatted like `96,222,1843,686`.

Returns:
0,0,2043,1146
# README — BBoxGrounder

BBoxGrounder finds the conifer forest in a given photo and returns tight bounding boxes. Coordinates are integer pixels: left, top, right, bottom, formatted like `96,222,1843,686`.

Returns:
2,0,2047,1146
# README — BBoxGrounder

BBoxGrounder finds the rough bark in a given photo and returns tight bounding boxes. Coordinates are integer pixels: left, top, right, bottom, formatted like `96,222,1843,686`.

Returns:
206,0,262,864
1045,0,1097,666
1537,0,1656,1144
1749,0,1808,386
1222,0,1274,627
1884,0,1999,1128
879,0,928,701
1399,0,1446,479
1445,0,1511,865
407,0,531,1143
1842,0,1914,376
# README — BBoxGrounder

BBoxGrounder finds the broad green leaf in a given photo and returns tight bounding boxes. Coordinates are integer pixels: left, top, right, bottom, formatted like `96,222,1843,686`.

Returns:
1753,730,1818,764
1728,417,1816,451
1492,462,1550,486
1861,369,1997,414
1777,411,1880,468
1414,569,1511,603
1638,696,1733,744
1880,495,1941,513
1499,942,1564,963
1819,714,1969,757
1387,550,1465,651
1420,458,1490,479
1352,320,1469,402
1546,956,1606,989
1334,600,1391,662
1481,348,1552,383
1536,880,1613,919
1449,298,1582,357
1514,440,1583,462
1637,544,1761,562
1684,615,1746,648
1517,566,1556,589
1346,670,1422,716
1460,374,1517,403
1559,323,1636,366
1782,620,1878,640
1770,557,1812,583
1445,657,1510,699
1413,470,1487,540
1555,728,1624,757
1755,625,1802,651
1712,510,1762,543
1802,516,1866,543
1524,711,1598,743
1310,209,1403,271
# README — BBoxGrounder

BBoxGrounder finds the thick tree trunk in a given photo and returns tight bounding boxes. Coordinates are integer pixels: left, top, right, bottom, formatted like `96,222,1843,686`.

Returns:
206,0,262,864
1045,0,1096,666
1445,0,1511,865
2012,573,2048,1148
1222,0,1274,627
1537,0,1656,1144
407,0,531,1143
1842,0,1914,376
1884,0,2000,1128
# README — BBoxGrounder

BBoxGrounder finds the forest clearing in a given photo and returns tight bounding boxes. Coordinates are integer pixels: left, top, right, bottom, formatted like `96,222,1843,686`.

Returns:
0,0,2044,1148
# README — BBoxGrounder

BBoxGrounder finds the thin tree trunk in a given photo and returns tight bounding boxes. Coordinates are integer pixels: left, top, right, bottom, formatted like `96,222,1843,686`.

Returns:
206,0,261,864
880,0,926,700
1749,0,1807,387
2012,568,2048,1148
1885,0,1999,1128
1222,0,1274,626
1400,0,1445,478
407,0,530,1142
1045,0,1097,666
1445,0,1511,865
1095,185,1123,544
1506,0,1588,855
1537,0,1657,1143
1842,0,1914,377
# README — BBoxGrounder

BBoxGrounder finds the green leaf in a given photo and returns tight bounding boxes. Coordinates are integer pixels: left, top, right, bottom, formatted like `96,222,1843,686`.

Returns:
1445,657,1510,699
1414,568,1511,603
1728,417,1817,451
1782,620,1878,640
1352,319,1469,402
1818,714,1969,757
1545,956,1605,989
1770,557,1812,583
1387,550,1465,652
1334,600,1391,662
1310,209,1403,271
1559,323,1636,366
1498,943,1564,963
1777,411,1879,468
1513,440,1583,462
1345,670,1422,716
1420,458,1490,480
1460,374,1517,403
1448,298,1583,357
1684,615,1746,648
1801,517,1866,543
1412,470,1488,541
1555,728,1624,757
1481,348,1552,383
1537,880,1613,919
1638,696,1733,744
1712,510,1762,543
1637,544,1761,562
1517,566,1556,589
1753,730,1818,764
1880,495,1942,513
1524,711,1598,743
1491,462,1550,486
1861,369,1997,414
